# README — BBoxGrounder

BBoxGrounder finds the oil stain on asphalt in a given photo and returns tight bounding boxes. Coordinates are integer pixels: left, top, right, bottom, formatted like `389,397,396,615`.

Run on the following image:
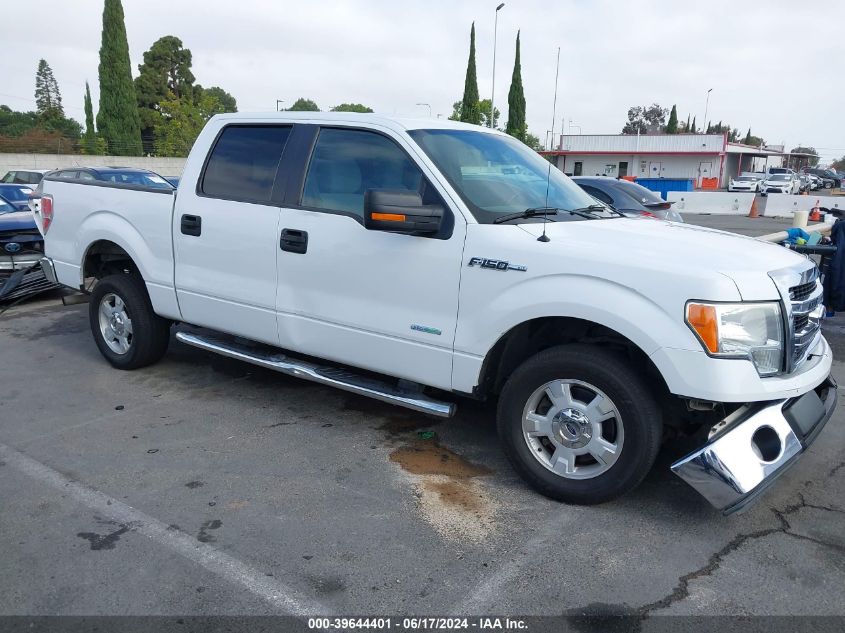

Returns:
77,524,133,551
197,519,222,543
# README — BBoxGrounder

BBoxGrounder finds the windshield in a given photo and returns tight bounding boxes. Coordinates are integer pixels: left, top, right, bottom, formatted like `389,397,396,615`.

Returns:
770,175,790,181
735,176,756,182
613,180,664,205
408,129,616,223
0,196,15,213
99,171,174,189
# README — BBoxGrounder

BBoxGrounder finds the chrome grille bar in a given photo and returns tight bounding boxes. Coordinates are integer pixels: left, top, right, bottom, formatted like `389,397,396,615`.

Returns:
770,263,822,373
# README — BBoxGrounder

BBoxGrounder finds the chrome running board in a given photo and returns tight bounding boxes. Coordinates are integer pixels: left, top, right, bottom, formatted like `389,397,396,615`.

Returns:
175,331,456,418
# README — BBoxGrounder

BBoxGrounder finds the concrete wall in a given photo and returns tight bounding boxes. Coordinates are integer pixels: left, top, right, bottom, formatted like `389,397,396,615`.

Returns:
0,153,186,177
667,191,845,218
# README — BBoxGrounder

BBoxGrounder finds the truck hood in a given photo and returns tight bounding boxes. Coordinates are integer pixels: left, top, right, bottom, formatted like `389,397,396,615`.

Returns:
517,217,810,300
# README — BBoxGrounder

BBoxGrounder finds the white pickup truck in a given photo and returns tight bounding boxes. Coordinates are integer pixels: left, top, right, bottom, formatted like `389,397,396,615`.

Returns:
32,113,835,514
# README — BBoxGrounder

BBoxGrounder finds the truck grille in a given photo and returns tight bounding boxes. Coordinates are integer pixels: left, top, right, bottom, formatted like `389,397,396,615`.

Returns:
788,268,823,370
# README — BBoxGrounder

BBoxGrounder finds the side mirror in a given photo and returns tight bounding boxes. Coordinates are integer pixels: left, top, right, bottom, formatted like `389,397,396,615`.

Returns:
363,189,443,235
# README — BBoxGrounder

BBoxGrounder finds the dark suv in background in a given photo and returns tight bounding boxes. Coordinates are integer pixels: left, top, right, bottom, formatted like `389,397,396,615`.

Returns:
802,168,841,188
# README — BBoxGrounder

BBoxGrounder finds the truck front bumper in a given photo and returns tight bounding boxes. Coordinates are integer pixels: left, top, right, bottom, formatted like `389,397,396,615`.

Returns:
671,375,837,515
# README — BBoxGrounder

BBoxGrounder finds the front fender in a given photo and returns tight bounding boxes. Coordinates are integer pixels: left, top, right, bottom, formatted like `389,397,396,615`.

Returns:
452,273,734,393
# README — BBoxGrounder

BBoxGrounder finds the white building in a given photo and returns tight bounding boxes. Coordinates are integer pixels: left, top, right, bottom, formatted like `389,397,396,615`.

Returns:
543,134,785,188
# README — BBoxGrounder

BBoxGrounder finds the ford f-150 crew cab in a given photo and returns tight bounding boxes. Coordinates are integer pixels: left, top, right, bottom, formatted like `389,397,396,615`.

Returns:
31,113,836,514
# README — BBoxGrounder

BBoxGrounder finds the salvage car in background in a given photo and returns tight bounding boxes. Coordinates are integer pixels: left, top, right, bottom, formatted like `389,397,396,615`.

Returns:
0,192,60,303
50,167,176,190
727,175,762,193
1,169,51,185
572,177,684,222
0,184,35,211
763,173,799,194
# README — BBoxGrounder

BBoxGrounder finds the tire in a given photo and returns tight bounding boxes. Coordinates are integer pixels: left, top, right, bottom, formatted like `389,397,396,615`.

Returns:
825,182,832,189
89,273,171,370
497,344,663,505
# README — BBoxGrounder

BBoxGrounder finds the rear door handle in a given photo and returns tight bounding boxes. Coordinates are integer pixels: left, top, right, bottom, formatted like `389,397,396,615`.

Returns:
280,228,308,254
181,214,202,236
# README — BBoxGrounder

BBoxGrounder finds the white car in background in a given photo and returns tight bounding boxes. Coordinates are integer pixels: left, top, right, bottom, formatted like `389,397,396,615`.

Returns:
727,175,762,192
763,173,799,194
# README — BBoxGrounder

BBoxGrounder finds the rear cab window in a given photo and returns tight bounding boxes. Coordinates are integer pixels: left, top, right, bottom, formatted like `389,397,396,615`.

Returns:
201,125,292,203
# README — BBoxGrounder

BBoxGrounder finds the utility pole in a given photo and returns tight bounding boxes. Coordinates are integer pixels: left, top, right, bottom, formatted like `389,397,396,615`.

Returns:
416,103,432,117
703,88,712,133
490,3,505,128
276,100,284,111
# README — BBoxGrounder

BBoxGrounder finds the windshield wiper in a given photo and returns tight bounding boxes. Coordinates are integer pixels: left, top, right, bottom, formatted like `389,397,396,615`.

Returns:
492,207,560,224
568,204,624,219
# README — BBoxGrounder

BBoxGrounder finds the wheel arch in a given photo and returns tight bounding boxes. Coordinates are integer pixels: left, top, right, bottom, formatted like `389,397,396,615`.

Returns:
474,316,670,401
82,239,140,281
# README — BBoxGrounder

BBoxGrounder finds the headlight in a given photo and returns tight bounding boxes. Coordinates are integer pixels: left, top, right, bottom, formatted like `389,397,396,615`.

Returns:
686,302,783,376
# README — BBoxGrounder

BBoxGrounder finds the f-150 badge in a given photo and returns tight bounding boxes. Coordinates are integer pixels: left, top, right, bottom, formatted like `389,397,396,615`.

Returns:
468,257,527,272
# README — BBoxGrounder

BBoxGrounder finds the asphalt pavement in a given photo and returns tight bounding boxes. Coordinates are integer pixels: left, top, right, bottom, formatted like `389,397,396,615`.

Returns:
1,216,843,625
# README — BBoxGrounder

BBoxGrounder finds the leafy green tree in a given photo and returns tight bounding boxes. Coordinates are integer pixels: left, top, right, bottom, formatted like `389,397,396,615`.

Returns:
97,0,142,155
288,98,320,111
450,99,499,128
330,103,373,113
196,86,237,113
505,31,526,140
460,22,481,125
82,82,106,155
523,130,542,151
790,147,819,167
622,104,667,134
832,155,845,172
35,59,63,119
153,90,220,156
666,105,678,134
134,36,195,153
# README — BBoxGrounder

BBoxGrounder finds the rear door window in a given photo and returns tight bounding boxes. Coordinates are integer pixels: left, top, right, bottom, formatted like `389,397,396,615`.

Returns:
201,125,292,203
578,184,614,206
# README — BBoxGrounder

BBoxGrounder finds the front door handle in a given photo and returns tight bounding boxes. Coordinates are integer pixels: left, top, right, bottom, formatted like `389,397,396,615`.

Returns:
280,228,308,254
181,214,202,236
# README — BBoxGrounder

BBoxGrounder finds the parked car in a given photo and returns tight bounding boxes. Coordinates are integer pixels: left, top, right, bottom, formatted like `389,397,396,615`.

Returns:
1,169,51,185
807,174,823,190
0,203,44,273
49,166,175,190
762,173,800,194
767,167,795,177
33,112,834,514
571,177,684,222
165,176,181,188
803,168,841,189
798,174,813,193
0,183,36,211
727,175,762,193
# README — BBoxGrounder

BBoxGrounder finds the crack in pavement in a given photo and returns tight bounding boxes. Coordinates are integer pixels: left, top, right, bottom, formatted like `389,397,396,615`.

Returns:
632,492,845,624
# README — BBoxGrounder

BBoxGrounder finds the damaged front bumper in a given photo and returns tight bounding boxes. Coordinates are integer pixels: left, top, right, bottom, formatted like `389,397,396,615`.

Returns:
671,376,837,515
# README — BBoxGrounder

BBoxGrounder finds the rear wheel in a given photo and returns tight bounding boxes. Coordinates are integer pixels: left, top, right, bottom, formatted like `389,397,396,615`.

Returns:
497,344,663,505
89,273,171,370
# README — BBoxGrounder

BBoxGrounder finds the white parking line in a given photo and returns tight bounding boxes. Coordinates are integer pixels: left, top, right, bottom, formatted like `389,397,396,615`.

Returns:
0,442,328,616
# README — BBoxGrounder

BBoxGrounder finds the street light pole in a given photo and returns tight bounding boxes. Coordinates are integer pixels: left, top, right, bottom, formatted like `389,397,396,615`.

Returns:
490,3,505,128
416,103,432,117
703,88,712,133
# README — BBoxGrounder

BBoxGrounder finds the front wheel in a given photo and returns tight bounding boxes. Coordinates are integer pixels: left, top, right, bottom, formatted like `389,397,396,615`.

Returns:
497,344,663,505
89,273,171,370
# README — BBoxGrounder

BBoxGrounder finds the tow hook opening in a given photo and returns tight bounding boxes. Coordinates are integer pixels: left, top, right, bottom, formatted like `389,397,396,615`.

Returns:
751,425,782,463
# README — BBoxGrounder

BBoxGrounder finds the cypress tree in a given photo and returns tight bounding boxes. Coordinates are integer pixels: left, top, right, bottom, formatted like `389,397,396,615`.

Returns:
460,23,480,125
505,30,526,140
685,114,690,132
83,81,97,153
97,0,142,155
690,116,696,133
744,128,752,144
666,105,678,134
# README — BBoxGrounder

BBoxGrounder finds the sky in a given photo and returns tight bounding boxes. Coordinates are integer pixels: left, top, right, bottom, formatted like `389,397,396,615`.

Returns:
2,0,843,163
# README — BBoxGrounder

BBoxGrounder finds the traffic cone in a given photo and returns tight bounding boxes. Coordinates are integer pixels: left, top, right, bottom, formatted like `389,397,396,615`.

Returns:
748,197,760,218
810,200,821,222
